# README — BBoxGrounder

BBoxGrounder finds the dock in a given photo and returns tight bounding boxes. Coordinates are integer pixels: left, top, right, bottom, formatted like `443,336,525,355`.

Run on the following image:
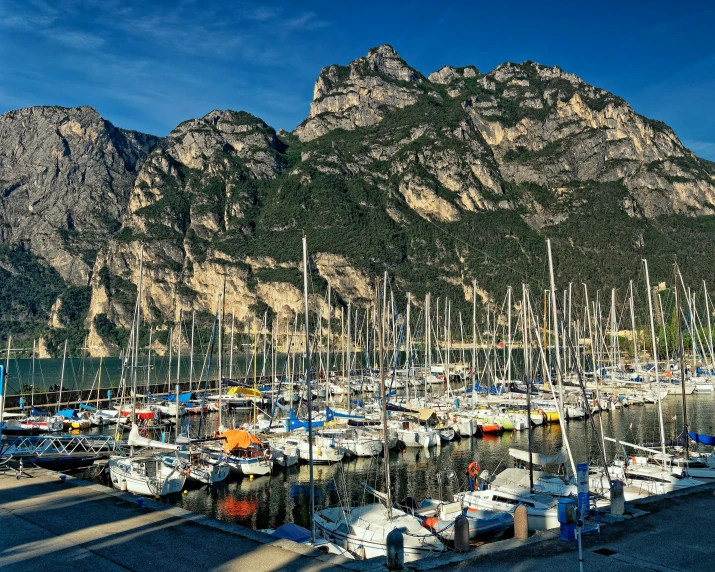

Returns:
0,468,348,572
1,467,714,571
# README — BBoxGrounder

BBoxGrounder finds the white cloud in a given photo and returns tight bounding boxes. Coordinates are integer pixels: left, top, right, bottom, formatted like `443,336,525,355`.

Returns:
47,30,105,50
683,140,715,161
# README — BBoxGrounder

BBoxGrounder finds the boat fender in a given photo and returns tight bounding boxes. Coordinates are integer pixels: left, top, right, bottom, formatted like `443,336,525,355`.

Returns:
467,462,480,478
629,456,636,466
184,467,191,477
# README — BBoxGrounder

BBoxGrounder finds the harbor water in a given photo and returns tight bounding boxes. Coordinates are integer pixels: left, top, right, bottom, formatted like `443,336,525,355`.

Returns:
101,392,715,532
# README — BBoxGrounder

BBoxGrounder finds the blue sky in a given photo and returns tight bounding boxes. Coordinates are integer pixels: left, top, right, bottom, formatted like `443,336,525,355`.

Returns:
1,0,714,159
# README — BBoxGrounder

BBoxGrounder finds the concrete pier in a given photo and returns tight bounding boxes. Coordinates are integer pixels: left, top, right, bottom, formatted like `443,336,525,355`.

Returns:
2,468,714,572
0,468,347,572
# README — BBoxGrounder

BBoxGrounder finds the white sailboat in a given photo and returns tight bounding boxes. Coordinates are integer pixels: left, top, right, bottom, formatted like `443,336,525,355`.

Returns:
108,424,187,495
314,273,446,561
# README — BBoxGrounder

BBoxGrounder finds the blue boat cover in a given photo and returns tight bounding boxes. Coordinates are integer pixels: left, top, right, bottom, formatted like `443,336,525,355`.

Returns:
79,403,96,411
57,409,77,419
167,392,193,403
289,410,324,430
31,407,48,416
325,407,364,421
689,432,715,446
272,523,311,543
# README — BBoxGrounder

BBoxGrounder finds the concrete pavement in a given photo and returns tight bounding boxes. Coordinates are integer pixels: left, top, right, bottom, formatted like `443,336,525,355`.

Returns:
0,468,347,572
2,467,714,572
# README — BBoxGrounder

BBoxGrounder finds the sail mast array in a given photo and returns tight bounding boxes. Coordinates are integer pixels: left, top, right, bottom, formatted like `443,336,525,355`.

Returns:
6,234,715,563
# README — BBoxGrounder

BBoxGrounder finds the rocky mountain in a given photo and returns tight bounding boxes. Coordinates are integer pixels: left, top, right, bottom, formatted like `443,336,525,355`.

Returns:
2,45,714,356
0,106,160,345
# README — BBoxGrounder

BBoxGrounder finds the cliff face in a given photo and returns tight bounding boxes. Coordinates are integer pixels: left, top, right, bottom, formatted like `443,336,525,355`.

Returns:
0,106,160,284
2,46,715,355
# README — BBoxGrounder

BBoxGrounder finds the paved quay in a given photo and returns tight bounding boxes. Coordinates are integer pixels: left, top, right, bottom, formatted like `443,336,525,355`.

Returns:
2,467,714,572
0,468,349,572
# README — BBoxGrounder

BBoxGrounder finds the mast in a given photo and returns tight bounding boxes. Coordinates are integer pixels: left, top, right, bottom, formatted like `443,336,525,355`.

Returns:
425,293,431,400
568,282,573,372
658,292,670,367
132,244,144,424
584,284,606,453
472,281,477,405
347,301,351,400
545,240,577,478
1,335,9,426
341,307,345,384
176,309,182,394
327,283,331,392
302,234,315,544
629,281,639,375
522,283,533,493
446,299,451,397
704,281,715,375
58,339,67,414
406,293,411,403
146,327,152,393
611,288,617,387
97,356,103,411
166,327,173,393
507,286,512,385
253,318,258,428
31,339,36,410
543,291,548,390
643,260,667,456
229,307,235,380
377,276,392,517
189,311,195,390
674,263,689,462
546,240,564,412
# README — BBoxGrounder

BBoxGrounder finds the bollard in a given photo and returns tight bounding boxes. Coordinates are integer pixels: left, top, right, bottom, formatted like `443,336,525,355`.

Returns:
137,497,145,508
453,515,470,553
610,481,625,516
386,527,404,570
514,505,529,539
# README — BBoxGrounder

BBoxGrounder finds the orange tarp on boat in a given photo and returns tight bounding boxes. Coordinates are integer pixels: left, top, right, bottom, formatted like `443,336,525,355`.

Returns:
219,429,262,452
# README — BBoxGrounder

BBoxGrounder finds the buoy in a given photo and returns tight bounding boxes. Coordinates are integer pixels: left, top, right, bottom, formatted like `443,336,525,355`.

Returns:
183,490,188,495
402,449,407,454
249,475,254,480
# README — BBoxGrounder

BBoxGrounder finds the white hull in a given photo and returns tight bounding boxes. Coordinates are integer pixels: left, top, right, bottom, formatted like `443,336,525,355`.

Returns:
108,456,186,496
227,455,272,476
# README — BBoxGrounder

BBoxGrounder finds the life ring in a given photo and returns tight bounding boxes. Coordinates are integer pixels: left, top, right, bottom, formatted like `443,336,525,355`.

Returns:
629,456,636,465
139,428,148,437
263,449,272,461
467,462,480,478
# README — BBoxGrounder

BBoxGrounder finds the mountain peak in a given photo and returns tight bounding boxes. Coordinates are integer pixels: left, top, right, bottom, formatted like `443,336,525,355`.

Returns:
362,44,421,83
295,45,427,141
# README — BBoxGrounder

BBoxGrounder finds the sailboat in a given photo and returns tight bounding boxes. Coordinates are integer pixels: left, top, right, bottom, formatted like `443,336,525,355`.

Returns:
314,273,446,561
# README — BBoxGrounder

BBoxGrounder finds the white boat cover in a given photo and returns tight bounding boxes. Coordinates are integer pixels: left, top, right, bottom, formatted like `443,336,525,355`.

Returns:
127,423,179,451
509,447,567,466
